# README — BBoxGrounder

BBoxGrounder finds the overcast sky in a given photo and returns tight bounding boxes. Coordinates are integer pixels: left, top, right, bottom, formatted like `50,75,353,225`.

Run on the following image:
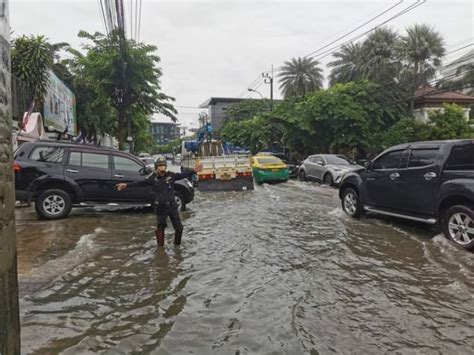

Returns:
10,0,474,130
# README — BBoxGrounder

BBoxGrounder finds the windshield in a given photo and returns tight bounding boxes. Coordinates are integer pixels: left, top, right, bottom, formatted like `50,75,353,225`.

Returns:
257,157,283,165
325,155,351,165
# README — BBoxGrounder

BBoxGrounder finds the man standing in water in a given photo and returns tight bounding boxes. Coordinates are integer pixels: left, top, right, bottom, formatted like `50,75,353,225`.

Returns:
116,156,202,247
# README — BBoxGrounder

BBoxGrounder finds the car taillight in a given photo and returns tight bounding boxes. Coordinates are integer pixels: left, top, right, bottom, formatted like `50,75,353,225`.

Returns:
199,173,216,180
237,171,252,177
13,161,21,173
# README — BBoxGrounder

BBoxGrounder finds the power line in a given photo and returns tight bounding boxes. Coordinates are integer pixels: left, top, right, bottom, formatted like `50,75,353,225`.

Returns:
303,0,403,60
239,0,426,97
302,0,426,64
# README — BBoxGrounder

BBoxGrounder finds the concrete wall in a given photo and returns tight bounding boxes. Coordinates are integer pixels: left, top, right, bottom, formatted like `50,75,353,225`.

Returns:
209,102,232,131
0,0,20,353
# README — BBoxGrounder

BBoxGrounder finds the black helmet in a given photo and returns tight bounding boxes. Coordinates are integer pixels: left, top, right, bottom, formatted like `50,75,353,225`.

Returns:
154,156,167,167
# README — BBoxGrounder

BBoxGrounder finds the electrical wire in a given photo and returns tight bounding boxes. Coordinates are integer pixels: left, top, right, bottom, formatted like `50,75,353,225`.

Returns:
238,0,426,97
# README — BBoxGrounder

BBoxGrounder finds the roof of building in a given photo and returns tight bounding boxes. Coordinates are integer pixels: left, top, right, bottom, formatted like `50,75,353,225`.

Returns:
414,86,474,104
150,121,180,126
199,97,248,108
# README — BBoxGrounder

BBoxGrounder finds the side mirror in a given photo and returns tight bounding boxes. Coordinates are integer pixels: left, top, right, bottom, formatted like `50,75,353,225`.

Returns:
139,166,152,175
365,161,372,170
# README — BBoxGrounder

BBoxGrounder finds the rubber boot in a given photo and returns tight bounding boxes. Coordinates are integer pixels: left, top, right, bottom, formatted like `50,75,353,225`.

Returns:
155,228,165,247
174,227,183,246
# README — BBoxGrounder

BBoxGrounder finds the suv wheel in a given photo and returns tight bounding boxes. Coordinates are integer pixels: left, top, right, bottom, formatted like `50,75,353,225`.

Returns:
175,192,186,211
35,189,73,219
323,173,333,186
442,205,474,250
341,188,362,218
298,170,307,181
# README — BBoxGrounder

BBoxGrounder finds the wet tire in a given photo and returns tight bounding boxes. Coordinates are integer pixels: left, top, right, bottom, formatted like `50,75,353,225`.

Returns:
323,173,334,186
298,170,307,181
442,205,474,250
341,188,362,218
175,192,186,211
35,189,72,220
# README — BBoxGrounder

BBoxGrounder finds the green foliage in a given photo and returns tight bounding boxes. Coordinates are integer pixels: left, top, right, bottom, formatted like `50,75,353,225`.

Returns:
383,104,473,146
277,57,324,98
428,104,472,140
328,24,446,100
222,81,408,158
383,117,430,147
64,30,176,151
398,24,445,90
223,100,269,122
12,35,56,105
328,42,364,86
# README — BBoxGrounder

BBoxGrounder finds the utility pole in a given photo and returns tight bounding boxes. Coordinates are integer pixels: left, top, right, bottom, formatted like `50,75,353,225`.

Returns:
262,65,273,111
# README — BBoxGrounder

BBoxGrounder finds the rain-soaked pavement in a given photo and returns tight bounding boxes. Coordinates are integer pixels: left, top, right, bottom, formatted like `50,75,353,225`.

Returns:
15,180,474,354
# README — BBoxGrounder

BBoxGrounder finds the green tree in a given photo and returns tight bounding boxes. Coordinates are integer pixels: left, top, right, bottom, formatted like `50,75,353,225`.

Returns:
428,103,472,140
11,35,69,106
223,100,269,122
277,57,324,98
399,24,445,87
328,42,364,86
383,117,430,147
75,30,176,150
361,28,400,84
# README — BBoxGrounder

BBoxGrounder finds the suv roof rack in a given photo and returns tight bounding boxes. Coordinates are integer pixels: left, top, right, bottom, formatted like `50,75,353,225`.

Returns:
34,139,118,151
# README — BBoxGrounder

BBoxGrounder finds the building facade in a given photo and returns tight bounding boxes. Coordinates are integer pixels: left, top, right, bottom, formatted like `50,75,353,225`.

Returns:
199,97,247,131
413,86,474,122
150,121,180,145
0,1,21,352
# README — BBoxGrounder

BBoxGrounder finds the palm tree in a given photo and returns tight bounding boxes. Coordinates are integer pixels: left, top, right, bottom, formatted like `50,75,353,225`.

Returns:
328,42,364,86
278,57,324,98
361,28,400,84
399,24,445,89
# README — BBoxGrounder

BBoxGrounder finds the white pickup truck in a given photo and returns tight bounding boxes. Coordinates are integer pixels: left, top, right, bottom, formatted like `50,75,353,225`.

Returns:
181,140,254,191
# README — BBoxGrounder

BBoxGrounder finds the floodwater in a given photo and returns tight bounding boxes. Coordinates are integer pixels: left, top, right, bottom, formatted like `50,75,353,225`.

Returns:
16,180,474,354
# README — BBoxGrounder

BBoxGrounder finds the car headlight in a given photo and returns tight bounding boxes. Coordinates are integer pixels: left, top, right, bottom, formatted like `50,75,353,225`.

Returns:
186,179,193,188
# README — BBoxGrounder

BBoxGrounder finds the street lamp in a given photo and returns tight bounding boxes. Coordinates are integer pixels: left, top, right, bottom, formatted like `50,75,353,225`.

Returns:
247,88,271,111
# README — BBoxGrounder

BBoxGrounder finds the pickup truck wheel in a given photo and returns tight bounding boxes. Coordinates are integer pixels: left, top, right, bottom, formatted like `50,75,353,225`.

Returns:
442,205,474,250
341,188,362,218
175,192,186,211
35,189,72,220
298,170,307,181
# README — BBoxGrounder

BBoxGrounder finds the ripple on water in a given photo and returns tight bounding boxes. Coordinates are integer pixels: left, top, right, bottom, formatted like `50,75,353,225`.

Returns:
18,181,474,354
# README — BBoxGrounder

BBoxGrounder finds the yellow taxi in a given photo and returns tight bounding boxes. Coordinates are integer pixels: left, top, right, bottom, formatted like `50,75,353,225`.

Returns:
251,154,289,184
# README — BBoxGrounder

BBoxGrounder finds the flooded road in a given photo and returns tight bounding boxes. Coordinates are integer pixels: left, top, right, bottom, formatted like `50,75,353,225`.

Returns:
16,180,474,354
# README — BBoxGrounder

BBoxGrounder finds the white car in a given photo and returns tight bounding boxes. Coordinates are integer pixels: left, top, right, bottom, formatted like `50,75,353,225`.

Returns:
298,154,363,186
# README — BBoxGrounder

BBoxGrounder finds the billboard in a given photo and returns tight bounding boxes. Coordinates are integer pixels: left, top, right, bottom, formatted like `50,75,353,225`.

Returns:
43,70,76,135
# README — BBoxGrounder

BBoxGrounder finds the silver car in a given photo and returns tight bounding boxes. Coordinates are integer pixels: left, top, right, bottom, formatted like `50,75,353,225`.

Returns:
298,154,363,186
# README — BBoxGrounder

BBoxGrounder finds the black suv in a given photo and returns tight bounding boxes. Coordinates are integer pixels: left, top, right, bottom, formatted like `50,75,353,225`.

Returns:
14,141,194,219
339,140,474,250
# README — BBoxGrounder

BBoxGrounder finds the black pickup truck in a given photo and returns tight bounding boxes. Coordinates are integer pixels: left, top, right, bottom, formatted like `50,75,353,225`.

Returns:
14,141,194,219
339,139,474,250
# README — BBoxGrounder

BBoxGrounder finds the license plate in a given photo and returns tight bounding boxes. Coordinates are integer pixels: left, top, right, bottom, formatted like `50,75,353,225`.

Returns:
220,174,231,180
